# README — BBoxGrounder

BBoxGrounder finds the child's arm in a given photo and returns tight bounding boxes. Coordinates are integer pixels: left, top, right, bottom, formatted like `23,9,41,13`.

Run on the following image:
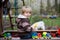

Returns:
21,19,32,32
16,18,21,24
16,18,32,32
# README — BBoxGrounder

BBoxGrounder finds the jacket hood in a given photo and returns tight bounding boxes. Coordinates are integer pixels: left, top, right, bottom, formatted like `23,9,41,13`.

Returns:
18,14,27,18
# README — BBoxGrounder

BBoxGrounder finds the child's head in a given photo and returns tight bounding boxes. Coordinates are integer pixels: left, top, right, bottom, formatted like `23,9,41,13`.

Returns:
21,6,32,18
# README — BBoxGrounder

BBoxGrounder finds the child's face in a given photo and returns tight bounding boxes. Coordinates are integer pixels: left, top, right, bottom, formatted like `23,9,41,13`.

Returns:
23,9,32,18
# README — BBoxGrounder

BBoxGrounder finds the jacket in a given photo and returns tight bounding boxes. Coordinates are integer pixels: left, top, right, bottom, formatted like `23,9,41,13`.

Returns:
16,14,32,32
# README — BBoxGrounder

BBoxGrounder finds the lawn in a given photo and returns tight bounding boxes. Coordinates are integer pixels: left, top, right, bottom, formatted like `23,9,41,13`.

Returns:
43,18,60,27
30,15,60,27
3,15,60,30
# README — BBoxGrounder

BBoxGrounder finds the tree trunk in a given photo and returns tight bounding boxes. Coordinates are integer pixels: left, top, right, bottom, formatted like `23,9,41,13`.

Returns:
22,0,25,6
55,0,58,11
47,0,51,14
40,0,43,14
0,0,3,35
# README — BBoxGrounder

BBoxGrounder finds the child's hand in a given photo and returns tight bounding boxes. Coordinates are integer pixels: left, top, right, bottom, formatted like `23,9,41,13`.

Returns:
26,27,32,32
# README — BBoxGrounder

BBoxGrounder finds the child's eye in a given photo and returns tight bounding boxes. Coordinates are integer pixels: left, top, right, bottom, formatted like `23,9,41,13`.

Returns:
26,12,31,13
29,12,31,13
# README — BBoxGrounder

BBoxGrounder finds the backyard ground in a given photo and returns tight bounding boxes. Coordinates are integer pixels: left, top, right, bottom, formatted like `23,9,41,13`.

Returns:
3,15,60,30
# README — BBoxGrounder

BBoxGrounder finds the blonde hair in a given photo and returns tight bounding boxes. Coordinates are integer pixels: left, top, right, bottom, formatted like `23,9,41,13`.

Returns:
21,6,32,14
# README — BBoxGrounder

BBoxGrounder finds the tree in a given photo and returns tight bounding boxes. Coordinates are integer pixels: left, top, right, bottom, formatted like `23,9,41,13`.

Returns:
55,0,58,11
47,0,51,14
14,0,18,15
0,0,3,35
58,0,60,13
54,0,60,16
21,0,25,6
40,0,44,14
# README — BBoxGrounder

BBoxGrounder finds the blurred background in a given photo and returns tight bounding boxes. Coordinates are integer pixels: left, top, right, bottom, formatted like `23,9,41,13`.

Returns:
3,0,60,30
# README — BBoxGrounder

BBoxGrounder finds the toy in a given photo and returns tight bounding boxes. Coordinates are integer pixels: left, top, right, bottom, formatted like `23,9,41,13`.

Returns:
56,28,60,37
3,33,7,38
31,21,45,30
3,33,11,40
7,33,12,40
32,32,38,39
46,33,51,39
51,33,56,37
7,33,11,38
37,33,42,39
42,32,47,39
57,28,60,35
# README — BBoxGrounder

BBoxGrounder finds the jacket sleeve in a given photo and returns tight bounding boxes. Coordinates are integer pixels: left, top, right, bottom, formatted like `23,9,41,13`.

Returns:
16,18,21,24
16,18,32,32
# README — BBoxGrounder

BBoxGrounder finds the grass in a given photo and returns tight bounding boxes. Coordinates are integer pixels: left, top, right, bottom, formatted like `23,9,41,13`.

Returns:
3,15,60,30
30,15,60,27
43,18,60,26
